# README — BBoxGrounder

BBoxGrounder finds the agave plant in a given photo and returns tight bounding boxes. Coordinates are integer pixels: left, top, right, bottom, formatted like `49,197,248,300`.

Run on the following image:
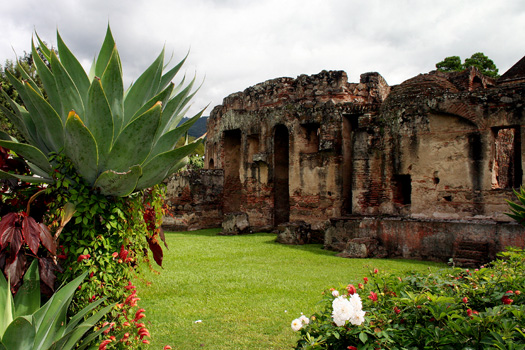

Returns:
0,26,204,196
506,186,525,226
0,260,112,350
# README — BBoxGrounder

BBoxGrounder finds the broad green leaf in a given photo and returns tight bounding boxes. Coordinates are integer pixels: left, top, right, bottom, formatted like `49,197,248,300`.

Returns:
33,272,87,350
60,303,114,350
64,111,99,185
34,32,52,61
123,48,164,125
159,51,188,91
57,30,90,104
14,57,41,97
136,140,202,190
14,260,40,318
32,38,63,121
0,341,6,350
0,102,32,144
0,140,51,173
85,77,113,157
150,108,204,160
0,169,53,184
128,82,174,124
159,75,196,135
24,82,65,152
50,51,85,119
94,165,142,197
106,102,161,172
2,316,35,349
27,162,52,179
0,271,14,337
94,25,116,78
100,47,124,139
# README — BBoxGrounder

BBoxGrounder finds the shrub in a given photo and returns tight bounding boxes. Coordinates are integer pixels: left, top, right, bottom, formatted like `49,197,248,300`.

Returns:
291,248,525,349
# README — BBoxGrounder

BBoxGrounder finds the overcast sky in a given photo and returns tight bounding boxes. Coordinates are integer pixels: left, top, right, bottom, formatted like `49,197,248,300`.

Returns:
1,0,524,117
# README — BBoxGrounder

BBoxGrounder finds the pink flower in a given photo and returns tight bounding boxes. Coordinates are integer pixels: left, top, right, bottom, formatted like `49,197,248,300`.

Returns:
368,291,378,302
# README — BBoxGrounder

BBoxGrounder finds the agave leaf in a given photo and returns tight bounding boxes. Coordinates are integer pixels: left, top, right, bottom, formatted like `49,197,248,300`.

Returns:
0,270,14,337
94,25,116,78
4,70,49,153
159,51,187,91
59,302,114,350
56,30,90,104
159,75,196,135
0,140,51,174
150,109,204,160
85,77,113,157
0,341,6,350
24,82,65,152
0,169,53,184
136,140,203,190
34,32,52,61
27,162,52,179
14,57,41,97
128,82,174,124
1,315,35,349
33,272,88,350
100,47,124,139
13,260,40,318
64,111,99,185
50,51,85,119
75,324,110,350
94,165,142,197
106,102,161,173
123,48,164,125
64,297,106,334
507,200,525,215
0,102,32,145
32,38,63,121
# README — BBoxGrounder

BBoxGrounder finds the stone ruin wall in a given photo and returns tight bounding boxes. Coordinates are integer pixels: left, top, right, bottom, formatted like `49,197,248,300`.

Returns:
164,61,525,265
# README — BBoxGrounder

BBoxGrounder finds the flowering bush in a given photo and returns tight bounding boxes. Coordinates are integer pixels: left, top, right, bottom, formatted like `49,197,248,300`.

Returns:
292,248,525,349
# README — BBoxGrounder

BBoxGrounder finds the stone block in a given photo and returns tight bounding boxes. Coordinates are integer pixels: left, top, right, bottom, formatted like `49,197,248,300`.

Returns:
221,212,251,235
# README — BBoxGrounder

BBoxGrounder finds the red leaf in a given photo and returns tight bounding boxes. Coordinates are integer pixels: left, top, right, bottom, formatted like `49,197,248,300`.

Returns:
38,224,56,255
0,213,18,248
39,257,61,292
147,236,163,267
3,227,23,260
5,253,26,290
22,216,41,255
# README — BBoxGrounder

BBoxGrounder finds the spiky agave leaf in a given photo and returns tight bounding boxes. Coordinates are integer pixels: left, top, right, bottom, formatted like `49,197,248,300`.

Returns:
1,25,204,196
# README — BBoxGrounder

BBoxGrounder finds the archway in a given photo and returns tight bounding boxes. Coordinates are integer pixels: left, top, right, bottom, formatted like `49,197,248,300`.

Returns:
273,125,290,225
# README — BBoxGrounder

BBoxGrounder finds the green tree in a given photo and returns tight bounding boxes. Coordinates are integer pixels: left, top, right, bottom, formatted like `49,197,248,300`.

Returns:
436,52,499,78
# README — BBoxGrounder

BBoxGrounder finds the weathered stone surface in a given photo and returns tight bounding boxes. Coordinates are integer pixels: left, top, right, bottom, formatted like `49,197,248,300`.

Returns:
188,56,525,262
275,221,324,245
221,212,250,235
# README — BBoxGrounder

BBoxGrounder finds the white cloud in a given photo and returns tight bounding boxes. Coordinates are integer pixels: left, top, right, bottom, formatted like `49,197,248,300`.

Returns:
0,0,523,117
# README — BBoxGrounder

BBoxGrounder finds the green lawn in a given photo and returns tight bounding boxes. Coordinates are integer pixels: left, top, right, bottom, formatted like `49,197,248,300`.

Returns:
137,229,447,350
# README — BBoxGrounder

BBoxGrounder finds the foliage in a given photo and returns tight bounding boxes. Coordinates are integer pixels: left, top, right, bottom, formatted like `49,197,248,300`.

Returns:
506,186,525,226
0,25,203,196
292,248,525,349
436,52,499,78
44,154,165,349
0,260,112,350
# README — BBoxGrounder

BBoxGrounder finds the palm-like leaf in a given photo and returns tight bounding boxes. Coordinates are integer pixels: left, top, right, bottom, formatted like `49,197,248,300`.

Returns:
2,25,204,196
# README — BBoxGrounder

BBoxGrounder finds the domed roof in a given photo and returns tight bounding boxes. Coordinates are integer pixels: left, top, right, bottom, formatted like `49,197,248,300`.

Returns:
386,71,459,104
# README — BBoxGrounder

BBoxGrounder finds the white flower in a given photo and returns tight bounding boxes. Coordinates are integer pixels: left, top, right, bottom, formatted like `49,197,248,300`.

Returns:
291,318,303,331
332,294,366,327
332,290,340,297
299,315,310,325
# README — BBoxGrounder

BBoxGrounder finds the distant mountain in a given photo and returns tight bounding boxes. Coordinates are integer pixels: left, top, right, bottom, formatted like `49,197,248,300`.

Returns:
178,116,208,138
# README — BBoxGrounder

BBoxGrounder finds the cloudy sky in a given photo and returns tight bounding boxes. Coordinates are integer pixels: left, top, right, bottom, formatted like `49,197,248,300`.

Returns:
1,0,524,117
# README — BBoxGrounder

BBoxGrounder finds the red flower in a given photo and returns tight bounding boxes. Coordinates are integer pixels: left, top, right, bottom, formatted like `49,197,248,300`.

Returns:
368,291,378,302
363,277,369,284
373,268,378,274
462,297,468,304
346,284,357,295
358,283,364,289
502,296,514,305
466,309,473,317
348,347,358,350
164,346,173,350
393,306,401,314
77,254,91,262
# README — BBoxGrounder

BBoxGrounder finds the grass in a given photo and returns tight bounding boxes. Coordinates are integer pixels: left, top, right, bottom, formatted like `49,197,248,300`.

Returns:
137,229,447,350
